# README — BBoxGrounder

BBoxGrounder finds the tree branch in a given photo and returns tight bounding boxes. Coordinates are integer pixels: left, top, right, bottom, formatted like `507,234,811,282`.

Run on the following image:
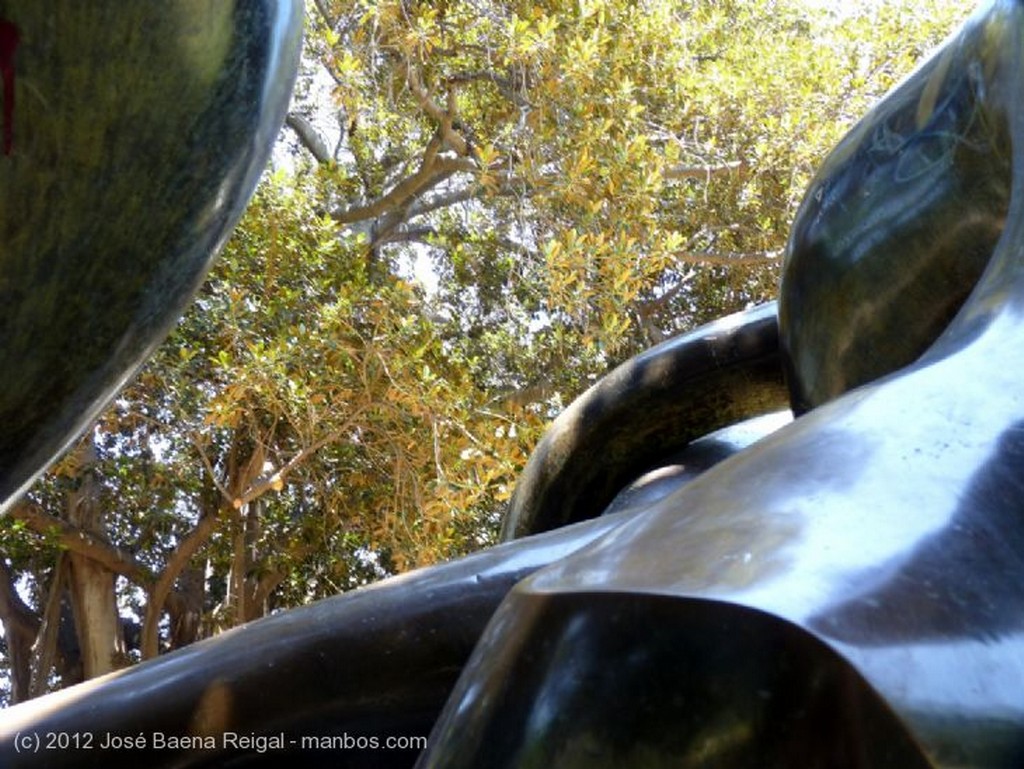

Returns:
491,376,556,409
376,224,438,246
143,417,283,658
0,558,38,637
189,432,235,506
405,183,483,219
141,502,224,659
401,60,472,157
444,69,532,107
311,0,335,29
664,160,746,180
0,559,39,703
636,270,697,315
30,554,67,698
286,112,332,164
232,416,365,510
672,249,781,267
445,69,513,90
404,171,523,220
334,142,475,225
9,502,154,587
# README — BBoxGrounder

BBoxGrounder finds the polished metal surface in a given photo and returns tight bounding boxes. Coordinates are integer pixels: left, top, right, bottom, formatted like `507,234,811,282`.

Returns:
503,303,788,538
600,410,792,519
0,513,627,768
779,0,1011,413
418,2,1024,766
5,1,1024,768
0,2,303,512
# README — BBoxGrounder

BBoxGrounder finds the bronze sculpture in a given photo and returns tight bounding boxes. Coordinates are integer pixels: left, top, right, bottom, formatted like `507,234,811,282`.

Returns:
0,2,303,514
3,0,1024,767
419,3,1024,766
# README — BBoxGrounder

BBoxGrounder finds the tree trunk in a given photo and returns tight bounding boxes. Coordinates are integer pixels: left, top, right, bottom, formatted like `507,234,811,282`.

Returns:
63,438,122,680
0,559,40,704
30,555,69,698
168,565,204,649
227,500,265,625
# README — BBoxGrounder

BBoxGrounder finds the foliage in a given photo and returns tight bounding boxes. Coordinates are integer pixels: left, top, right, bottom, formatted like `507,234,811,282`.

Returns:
0,0,969,704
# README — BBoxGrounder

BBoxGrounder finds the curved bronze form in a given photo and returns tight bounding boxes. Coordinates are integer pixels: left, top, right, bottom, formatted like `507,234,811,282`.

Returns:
600,410,793,518
0,513,626,769
779,3,1011,413
0,2,303,512
5,2,1024,767
503,304,787,539
417,2,1024,766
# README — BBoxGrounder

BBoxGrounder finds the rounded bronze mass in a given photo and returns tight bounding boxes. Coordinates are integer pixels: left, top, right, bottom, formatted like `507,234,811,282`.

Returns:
779,7,1011,413
0,3,302,511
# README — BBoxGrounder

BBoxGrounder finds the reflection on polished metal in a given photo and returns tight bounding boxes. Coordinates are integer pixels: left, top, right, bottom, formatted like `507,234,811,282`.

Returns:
419,2,1024,767
0,2,303,513
3,2,1024,768
600,410,793,519
0,512,628,769
779,0,1011,413
502,303,788,539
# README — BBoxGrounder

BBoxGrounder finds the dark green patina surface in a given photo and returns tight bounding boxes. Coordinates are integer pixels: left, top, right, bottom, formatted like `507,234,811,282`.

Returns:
780,11,1011,412
0,2,301,510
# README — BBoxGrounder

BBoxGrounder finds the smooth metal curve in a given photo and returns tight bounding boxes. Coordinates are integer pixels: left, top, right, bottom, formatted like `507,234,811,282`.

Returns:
0,513,627,768
418,3,1024,766
502,303,788,539
0,2,303,512
779,3,1011,412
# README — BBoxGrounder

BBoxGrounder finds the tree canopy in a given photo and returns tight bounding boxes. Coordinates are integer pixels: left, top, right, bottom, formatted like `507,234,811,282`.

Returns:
0,0,969,704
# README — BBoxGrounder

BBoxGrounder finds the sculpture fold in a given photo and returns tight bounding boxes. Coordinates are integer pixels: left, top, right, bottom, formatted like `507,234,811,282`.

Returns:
502,302,787,539
418,2,1024,766
5,2,1024,768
